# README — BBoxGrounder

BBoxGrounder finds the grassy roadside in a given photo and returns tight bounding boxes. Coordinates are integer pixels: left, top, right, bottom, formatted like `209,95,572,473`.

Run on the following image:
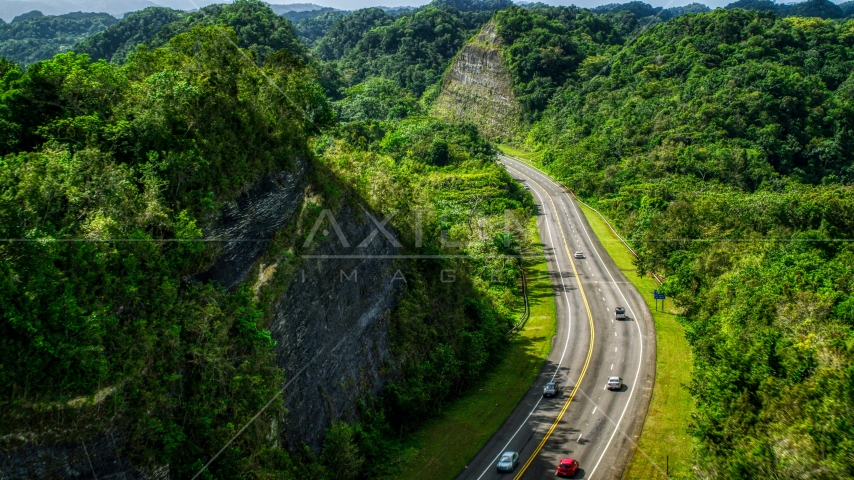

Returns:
495,144,694,478
389,217,557,480
576,203,693,479
496,144,540,163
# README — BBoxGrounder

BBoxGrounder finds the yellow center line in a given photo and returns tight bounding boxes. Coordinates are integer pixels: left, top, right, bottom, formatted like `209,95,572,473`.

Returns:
509,166,596,480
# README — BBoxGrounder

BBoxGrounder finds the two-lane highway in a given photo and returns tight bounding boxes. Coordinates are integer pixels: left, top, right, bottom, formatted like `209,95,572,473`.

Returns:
456,156,656,480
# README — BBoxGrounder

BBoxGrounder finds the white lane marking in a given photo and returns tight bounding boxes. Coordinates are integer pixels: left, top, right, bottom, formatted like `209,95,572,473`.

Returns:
592,407,597,415
513,159,645,480
476,167,576,480
611,364,613,370
577,434,583,442
540,162,647,480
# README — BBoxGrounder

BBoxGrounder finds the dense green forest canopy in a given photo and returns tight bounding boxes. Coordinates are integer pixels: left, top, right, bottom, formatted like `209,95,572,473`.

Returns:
76,0,306,65
726,0,845,18
0,23,332,477
0,1,532,477
523,8,854,477
0,10,117,65
312,0,512,97
73,7,186,63
7,0,854,478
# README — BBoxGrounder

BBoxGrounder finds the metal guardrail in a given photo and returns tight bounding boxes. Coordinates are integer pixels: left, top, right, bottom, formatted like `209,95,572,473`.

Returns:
500,152,663,285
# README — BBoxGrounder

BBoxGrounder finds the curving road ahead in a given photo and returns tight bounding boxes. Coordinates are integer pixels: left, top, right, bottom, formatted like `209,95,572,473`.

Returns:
456,156,657,480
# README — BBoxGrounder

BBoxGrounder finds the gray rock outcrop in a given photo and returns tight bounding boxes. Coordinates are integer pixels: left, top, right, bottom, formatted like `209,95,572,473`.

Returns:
433,22,524,139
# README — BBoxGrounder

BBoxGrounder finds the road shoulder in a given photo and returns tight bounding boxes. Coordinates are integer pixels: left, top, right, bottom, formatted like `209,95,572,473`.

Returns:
389,216,557,480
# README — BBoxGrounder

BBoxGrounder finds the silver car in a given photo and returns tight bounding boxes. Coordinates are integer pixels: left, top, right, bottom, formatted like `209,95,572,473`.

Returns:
606,376,623,391
574,251,584,258
497,451,519,472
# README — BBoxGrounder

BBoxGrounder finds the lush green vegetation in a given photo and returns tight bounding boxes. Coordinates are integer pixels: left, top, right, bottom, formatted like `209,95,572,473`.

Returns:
521,8,854,478
293,10,349,46
0,11,117,65
575,201,693,480
726,0,846,19
74,1,307,65
312,0,508,98
0,24,329,477
494,5,626,119
391,216,555,480
0,1,538,475
73,7,186,63
11,0,854,477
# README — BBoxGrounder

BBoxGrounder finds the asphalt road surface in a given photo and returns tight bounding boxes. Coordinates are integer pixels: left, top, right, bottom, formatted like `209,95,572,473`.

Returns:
456,156,657,480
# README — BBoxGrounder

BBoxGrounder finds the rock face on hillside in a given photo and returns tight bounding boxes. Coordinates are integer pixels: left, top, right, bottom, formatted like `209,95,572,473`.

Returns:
195,158,308,290
0,163,406,475
433,22,523,140
271,205,404,451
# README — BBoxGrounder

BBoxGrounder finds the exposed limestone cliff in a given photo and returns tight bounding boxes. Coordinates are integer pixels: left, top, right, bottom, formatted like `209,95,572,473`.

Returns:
433,22,523,140
271,204,403,451
0,163,405,477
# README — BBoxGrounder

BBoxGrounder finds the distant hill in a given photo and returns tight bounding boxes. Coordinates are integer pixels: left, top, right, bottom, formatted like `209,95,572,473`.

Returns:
75,0,305,64
267,3,327,14
725,0,845,18
0,9,117,64
281,6,342,23
593,1,711,20
0,1,159,22
73,6,185,63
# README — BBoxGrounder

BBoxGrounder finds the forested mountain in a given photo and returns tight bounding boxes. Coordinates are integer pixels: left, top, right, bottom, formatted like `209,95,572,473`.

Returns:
0,1,532,478
0,10,116,65
293,9,348,46
522,8,854,477
312,0,511,99
725,0,846,18
0,0,158,22
75,1,306,65
593,1,711,21
72,7,185,63
6,0,854,478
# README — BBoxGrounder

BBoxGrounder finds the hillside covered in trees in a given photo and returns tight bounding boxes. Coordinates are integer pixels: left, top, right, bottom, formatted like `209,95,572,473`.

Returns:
520,7,854,478
5,0,854,478
0,11,117,65
0,1,534,478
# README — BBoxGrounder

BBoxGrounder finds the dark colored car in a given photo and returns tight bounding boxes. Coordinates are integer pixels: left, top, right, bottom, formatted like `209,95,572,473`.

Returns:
556,458,579,477
543,381,557,397
615,307,626,320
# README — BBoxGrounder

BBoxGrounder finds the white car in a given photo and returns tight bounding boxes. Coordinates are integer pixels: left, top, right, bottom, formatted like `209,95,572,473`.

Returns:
574,251,584,259
606,376,623,391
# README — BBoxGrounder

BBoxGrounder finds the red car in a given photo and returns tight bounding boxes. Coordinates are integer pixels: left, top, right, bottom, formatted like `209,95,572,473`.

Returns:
556,458,579,477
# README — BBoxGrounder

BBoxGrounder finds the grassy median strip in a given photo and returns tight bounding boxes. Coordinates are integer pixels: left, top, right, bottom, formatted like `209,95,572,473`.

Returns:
390,217,557,480
576,203,694,479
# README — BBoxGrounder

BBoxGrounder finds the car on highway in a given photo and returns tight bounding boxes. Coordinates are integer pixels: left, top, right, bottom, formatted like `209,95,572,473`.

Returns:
497,451,519,472
606,376,623,390
615,307,626,320
574,251,584,258
543,381,557,397
556,458,579,477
